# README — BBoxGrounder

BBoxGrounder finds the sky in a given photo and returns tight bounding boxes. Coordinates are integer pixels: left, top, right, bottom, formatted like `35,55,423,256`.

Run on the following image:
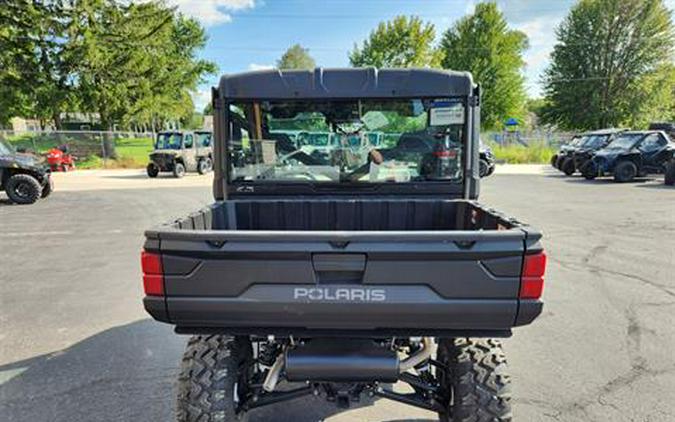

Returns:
163,0,675,111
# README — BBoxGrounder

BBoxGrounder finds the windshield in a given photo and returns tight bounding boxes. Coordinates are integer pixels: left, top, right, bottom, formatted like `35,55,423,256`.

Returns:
228,98,466,184
605,134,644,150
581,134,609,149
0,139,15,155
155,133,183,150
569,136,583,146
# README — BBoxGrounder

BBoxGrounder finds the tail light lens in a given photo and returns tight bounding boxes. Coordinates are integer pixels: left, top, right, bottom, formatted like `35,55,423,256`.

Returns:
141,251,164,296
433,150,458,158
520,251,547,299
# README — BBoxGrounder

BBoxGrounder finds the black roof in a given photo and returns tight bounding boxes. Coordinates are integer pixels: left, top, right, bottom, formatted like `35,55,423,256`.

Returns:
619,130,662,135
218,68,475,99
580,128,626,136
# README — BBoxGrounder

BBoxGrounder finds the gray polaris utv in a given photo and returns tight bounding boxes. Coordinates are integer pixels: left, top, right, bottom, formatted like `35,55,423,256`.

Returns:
141,68,547,421
146,131,213,178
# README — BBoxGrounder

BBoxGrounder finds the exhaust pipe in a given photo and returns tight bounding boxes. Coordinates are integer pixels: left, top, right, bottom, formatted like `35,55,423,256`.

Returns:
285,339,400,383
399,337,434,372
263,337,434,392
262,351,285,392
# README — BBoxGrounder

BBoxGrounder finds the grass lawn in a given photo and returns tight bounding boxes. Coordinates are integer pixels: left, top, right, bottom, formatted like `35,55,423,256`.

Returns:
113,137,154,168
488,141,556,164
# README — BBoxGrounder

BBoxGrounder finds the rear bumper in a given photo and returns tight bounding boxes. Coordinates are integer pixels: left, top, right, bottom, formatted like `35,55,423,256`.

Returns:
144,288,543,336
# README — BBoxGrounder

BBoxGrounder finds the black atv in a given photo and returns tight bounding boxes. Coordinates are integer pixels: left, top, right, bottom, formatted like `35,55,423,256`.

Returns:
552,134,584,170
559,128,625,176
581,131,675,182
0,139,53,204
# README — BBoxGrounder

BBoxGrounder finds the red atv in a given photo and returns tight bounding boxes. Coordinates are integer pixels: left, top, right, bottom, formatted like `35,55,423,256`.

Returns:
46,145,75,172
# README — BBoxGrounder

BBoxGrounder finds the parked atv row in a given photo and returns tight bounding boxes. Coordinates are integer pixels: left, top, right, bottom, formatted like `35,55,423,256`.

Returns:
552,129,675,184
551,129,624,176
146,130,213,178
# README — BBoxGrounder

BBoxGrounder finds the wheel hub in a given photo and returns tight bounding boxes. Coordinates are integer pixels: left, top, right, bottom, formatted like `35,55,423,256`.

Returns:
14,182,31,198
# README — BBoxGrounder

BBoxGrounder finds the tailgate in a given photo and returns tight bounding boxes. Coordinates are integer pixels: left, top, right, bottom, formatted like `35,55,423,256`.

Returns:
144,229,534,334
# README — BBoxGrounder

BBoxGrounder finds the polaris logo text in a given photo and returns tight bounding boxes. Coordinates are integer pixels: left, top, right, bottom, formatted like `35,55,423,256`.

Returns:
293,287,386,302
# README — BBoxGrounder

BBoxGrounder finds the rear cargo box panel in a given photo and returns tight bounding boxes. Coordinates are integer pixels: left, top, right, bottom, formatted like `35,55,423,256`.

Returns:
146,199,540,333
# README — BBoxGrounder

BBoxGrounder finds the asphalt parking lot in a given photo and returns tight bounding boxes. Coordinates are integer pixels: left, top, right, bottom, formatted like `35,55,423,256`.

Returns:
1,168,674,422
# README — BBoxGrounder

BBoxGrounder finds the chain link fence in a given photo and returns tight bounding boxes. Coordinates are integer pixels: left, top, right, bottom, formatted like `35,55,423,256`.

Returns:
482,129,575,148
0,130,156,168
481,130,576,164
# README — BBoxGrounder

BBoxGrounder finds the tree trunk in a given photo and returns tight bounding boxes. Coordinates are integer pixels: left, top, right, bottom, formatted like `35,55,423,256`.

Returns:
100,117,118,160
52,112,62,130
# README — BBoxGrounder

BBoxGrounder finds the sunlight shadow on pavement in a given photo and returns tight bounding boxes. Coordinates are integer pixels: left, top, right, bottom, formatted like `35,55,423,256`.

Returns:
0,319,407,422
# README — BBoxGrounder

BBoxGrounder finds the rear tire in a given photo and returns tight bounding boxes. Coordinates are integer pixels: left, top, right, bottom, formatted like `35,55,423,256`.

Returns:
5,174,42,204
581,162,597,180
561,157,576,176
614,160,637,183
41,178,53,198
479,159,489,178
146,163,159,178
197,159,209,175
173,162,186,178
664,161,675,186
555,155,565,170
177,335,252,422
437,338,512,422
550,154,558,168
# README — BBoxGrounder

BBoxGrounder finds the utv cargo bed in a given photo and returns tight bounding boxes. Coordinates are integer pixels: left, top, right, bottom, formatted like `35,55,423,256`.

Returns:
143,199,543,336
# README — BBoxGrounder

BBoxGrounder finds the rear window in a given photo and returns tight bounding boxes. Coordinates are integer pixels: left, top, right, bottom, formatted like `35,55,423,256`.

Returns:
227,98,467,184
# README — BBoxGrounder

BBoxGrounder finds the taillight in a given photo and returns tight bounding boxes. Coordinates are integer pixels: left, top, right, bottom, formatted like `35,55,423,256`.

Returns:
141,251,164,296
520,251,547,299
433,150,458,158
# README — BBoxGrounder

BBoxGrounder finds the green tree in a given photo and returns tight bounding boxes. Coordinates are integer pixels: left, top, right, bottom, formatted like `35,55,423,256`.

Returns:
76,1,216,131
0,1,77,128
541,0,674,130
0,3,27,126
182,112,205,130
439,2,529,129
623,63,675,128
524,97,549,128
203,102,213,116
349,16,442,68
277,44,316,70
0,1,215,131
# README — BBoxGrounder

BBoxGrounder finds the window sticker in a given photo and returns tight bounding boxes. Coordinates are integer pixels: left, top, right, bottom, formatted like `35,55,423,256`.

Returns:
430,103,465,126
